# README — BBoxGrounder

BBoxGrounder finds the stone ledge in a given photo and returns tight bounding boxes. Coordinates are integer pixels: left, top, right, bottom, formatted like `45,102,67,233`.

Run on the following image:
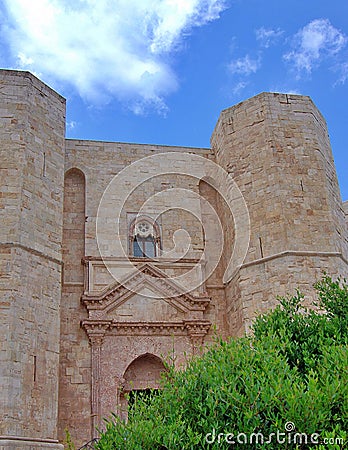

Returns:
242,250,347,270
0,436,63,450
0,242,63,266
226,250,348,284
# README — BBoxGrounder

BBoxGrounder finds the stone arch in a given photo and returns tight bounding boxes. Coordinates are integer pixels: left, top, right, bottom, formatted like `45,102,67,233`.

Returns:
119,353,167,418
64,167,86,200
198,177,233,282
123,353,167,392
62,168,86,283
59,168,87,440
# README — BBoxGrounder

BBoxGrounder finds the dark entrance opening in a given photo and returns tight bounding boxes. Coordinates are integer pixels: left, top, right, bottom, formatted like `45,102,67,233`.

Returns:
127,388,159,412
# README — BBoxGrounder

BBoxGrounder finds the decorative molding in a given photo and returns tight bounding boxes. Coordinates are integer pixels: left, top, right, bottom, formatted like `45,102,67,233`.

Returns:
82,321,109,336
81,261,212,425
88,334,105,347
81,263,211,339
82,262,210,314
185,320,211,336
82,255,202,264
82,256,207,294
82,320,211,337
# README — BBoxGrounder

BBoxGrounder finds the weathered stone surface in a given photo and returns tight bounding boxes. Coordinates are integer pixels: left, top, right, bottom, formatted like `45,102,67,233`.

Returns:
0,70,65,449
1,70,347,448
211,92,348,335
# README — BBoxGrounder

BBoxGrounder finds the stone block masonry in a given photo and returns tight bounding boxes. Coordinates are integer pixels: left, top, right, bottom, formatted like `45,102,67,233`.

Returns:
0,70,347,448
211,92,348,334
0,70,65,449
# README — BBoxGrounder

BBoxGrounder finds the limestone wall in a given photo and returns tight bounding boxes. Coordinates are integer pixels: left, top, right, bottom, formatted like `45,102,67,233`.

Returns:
63,141,220,300
60,141,224,445
64,141,210,259
211,92,348,334
58,169,90,445
343,200,348,233
0,70,65,449
2,69,347,447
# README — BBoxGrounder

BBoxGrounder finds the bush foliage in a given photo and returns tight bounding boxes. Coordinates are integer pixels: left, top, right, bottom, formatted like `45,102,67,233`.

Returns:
96,276,348,449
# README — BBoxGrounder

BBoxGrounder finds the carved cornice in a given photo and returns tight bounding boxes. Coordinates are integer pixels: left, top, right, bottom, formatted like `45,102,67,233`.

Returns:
81,321,109,344
82,319,211,337
82,255,202,264
184,320,211,337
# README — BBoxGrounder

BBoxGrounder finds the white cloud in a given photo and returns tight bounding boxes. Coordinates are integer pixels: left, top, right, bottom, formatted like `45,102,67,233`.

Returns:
17,52,34,66
232,81,248,95
335,62,348,85
255,27,283,48
66,120,77,131
284,19,347,75
228,54,261,76
2,0,226,113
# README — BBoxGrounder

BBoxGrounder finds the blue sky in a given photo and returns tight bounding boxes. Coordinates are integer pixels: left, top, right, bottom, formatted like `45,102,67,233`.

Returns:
1,0,347,200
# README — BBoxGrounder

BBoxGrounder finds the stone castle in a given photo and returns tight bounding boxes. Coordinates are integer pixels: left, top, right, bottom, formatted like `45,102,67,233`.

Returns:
0,69,347,449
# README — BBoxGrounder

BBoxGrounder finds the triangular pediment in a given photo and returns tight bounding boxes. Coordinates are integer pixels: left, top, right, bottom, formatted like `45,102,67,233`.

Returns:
105,285,186,322
82,263,210,317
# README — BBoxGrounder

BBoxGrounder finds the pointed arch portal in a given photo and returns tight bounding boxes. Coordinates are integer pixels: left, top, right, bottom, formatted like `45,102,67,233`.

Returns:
120,353,167,418
81,262,211,433
123,353,166,391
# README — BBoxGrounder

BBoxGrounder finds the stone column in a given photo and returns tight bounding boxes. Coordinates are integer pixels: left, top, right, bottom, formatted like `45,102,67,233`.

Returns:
89,334,104,439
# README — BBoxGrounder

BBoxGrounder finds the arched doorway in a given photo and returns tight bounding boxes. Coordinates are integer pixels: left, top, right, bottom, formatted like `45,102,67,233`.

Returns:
119,353,167,419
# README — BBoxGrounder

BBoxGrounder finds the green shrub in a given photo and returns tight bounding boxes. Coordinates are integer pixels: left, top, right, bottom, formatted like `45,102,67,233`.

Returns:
64,429,76,450
96,276,348,449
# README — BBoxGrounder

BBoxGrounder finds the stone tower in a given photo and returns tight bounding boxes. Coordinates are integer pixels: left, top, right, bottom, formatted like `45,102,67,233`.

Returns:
211,92,348,335
0,70,65,449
